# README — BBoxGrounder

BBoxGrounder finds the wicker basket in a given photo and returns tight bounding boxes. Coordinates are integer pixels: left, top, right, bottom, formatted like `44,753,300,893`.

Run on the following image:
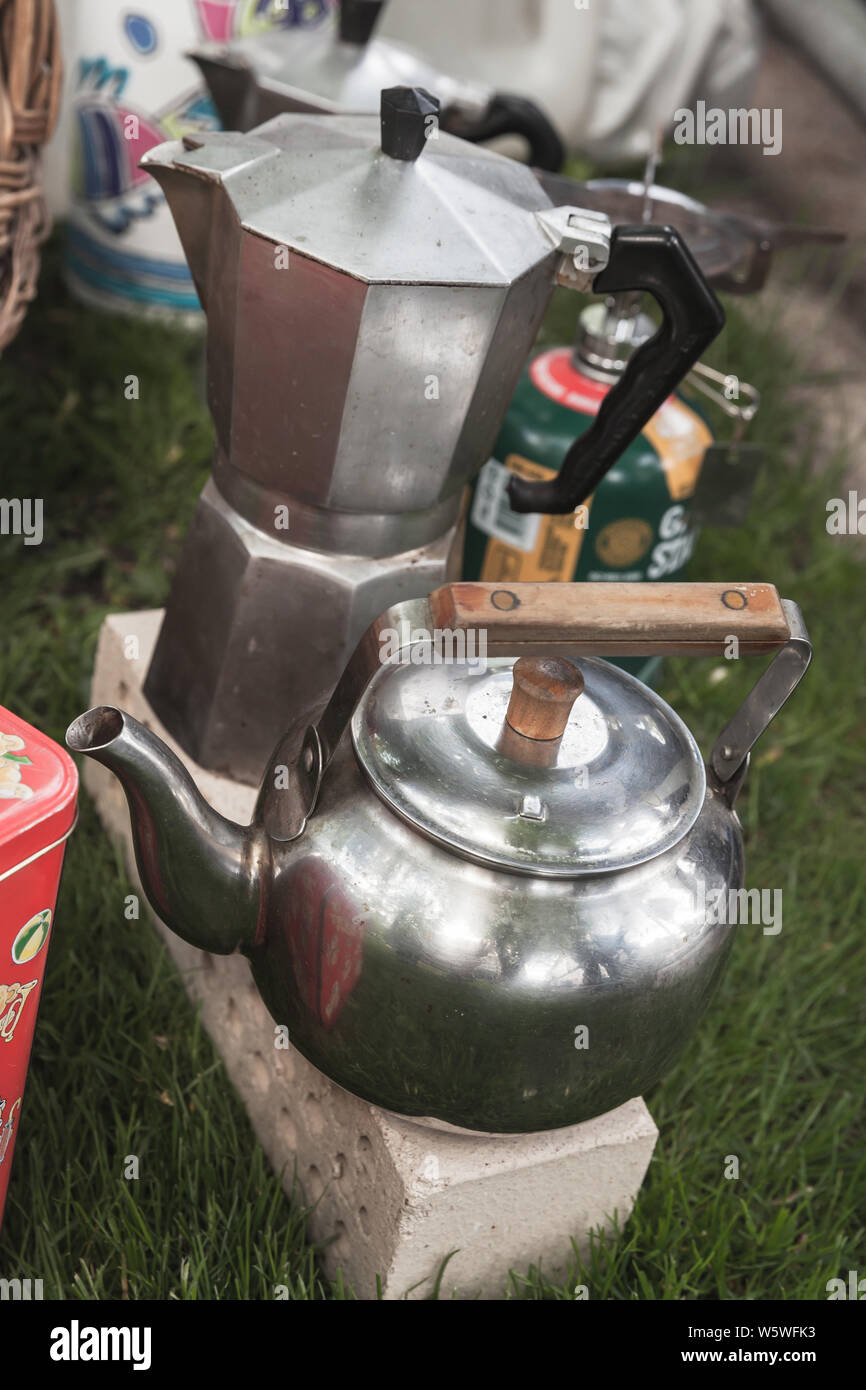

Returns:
0,0,61,355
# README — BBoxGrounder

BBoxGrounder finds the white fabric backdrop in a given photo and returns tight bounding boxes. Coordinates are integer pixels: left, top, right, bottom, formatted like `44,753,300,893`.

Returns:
380,0,761,161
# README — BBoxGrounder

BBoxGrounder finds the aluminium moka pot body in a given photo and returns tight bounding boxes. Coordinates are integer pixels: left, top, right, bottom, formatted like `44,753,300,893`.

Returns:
142,97,561,782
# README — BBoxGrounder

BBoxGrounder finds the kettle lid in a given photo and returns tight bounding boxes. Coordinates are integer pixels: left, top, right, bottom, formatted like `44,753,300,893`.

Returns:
351,654,706,877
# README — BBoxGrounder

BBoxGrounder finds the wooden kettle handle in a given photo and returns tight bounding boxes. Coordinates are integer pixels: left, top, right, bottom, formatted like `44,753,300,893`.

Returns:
430,582,792,656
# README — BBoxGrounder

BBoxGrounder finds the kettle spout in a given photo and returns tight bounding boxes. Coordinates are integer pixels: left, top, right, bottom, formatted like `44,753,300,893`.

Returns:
140,141,216,302
67,707,263,955
141,131,280,303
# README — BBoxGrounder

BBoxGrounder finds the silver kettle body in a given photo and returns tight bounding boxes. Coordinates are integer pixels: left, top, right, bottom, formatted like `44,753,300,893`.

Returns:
255,736,743,1133
68,580,811,1134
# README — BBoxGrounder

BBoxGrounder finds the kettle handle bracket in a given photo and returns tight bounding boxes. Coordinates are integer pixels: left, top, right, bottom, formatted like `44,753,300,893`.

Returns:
708,599,812,807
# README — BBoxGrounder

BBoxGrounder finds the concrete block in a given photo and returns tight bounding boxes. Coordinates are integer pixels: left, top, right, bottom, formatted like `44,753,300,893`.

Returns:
81,611,659,1300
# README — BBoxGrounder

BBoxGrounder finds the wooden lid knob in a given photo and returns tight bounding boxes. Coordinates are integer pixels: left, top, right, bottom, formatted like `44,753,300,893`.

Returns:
505,657,584,743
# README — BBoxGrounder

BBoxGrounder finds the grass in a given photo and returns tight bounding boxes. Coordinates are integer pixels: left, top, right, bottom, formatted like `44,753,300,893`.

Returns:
0,233,863,1300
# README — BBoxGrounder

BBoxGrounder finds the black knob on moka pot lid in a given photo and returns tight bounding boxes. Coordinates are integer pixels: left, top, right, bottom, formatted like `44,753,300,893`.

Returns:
380,86,440,161
339,0,384,47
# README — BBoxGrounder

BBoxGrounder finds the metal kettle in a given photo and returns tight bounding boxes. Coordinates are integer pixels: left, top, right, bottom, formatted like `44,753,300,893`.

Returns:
67,580,810,1133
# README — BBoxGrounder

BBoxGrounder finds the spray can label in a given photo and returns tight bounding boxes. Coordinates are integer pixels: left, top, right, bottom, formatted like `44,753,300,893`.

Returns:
470,454,589,581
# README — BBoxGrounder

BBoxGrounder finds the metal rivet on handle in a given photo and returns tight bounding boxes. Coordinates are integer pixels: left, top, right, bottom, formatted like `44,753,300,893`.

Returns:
721,590,748,610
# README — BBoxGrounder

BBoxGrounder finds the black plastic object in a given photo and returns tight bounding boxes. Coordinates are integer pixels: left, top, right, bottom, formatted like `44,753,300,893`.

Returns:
380,86,441,162
508,225,725,514
443,93,564,173
339,0,384,47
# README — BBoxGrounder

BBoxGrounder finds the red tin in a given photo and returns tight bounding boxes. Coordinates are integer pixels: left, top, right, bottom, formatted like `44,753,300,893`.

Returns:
0,706,77,1229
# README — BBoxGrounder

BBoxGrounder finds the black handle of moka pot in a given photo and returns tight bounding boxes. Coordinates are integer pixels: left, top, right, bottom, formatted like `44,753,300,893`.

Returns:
442,94,565,172
507,225,725,514
338,0,384,46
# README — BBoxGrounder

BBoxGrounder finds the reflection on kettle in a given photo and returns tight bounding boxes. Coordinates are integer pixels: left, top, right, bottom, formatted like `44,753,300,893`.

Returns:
283,858,365,1030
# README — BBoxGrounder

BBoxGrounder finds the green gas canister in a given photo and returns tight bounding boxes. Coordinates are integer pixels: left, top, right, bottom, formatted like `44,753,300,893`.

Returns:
462,297,713,682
